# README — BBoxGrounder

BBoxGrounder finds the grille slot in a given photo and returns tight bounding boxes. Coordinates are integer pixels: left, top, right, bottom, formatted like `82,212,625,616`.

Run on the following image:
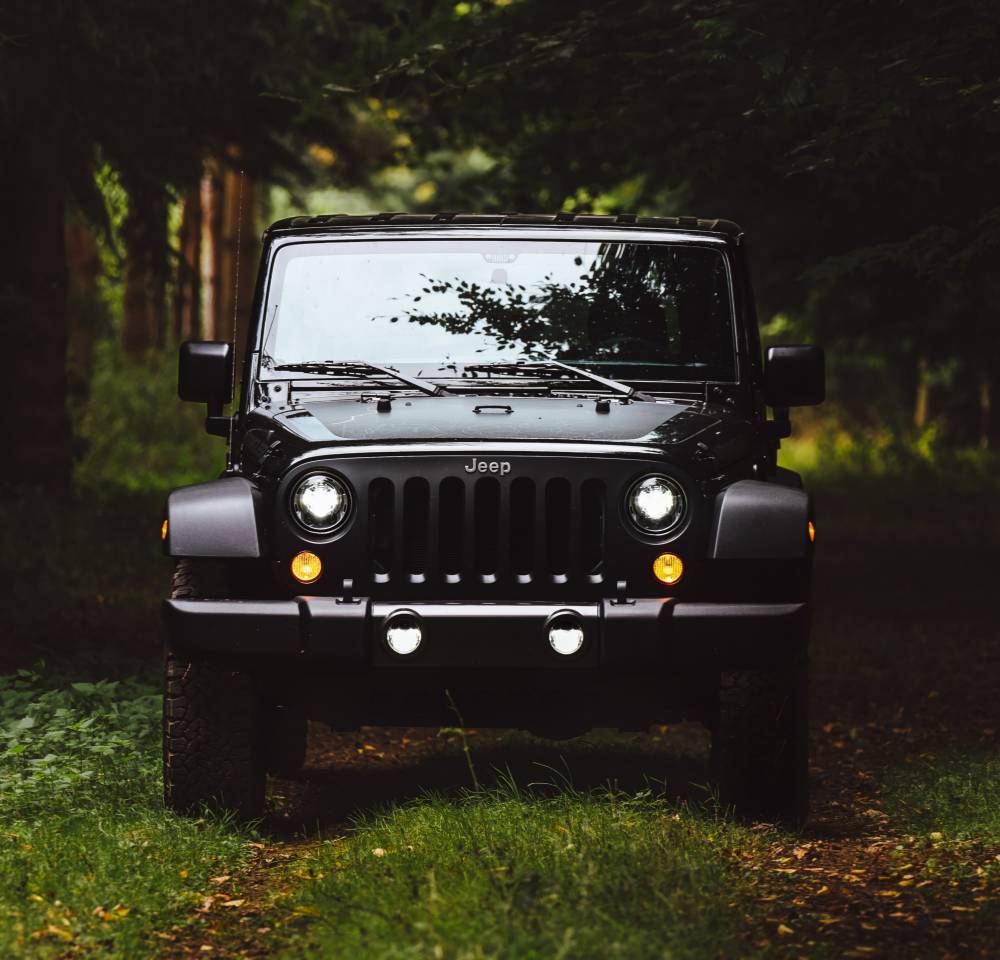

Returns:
403,478,430,582
545,478,572,583
581,479,606,581
509,477,535,582
368,478,394,583
474,477,501,581
439,477,464,582
366,471,606,589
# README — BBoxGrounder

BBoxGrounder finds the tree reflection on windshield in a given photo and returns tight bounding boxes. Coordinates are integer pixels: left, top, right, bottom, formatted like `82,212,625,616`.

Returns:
393,244,733,376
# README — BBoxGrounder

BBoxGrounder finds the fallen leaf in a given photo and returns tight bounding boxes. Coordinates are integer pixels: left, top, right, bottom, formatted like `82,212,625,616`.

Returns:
209,876,230,885
776,923,793,936
221,899,246,908
372,848,386,857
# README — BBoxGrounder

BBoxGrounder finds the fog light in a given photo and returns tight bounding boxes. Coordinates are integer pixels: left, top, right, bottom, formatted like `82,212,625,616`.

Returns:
291,550,322,584
385,613,422,655
548,613,585,656
652,552,684,585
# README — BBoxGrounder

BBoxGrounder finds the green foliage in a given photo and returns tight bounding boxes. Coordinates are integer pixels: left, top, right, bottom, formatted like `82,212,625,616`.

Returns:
375,0,1000,447
781,429,1000,547
0,672,158,814
0,670,251,957
75,341,223,495
282,784,772,959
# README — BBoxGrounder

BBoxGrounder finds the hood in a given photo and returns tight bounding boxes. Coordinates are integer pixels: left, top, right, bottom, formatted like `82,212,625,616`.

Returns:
259,394,754,466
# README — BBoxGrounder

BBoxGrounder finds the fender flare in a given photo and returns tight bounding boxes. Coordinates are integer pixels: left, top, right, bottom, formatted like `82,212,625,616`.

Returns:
164,476,265,559
708,479,811,560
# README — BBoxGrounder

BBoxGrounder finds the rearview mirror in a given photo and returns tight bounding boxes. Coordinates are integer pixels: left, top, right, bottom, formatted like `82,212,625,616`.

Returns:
764,345,825,407
178,341,234,436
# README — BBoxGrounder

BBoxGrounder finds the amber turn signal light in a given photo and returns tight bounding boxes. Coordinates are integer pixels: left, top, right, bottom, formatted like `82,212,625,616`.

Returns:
161,519,168,541
291,550,322,584
808,520,816,543
652,552,684,586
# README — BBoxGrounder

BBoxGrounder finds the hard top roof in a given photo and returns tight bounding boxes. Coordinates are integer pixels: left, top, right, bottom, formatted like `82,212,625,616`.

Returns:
266,212,742,238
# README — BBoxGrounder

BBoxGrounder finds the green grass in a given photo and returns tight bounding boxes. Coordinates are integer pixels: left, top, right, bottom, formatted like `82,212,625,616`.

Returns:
279,784,773,960
0,670,253,957
883,752,1000,842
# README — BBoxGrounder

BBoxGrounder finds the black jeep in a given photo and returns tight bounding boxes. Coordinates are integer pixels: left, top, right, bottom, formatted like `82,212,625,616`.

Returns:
162,213,823,823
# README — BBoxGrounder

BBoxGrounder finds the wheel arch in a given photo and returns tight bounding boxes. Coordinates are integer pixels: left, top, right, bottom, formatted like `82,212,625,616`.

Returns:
708,479,812,559
164,476,266,559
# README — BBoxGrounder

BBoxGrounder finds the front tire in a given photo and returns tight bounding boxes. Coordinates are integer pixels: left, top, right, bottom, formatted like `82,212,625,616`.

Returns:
710,659,809,825
163,560,265,819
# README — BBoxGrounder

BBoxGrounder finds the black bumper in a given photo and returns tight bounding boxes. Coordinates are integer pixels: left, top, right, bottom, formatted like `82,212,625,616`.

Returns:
162,597,808,668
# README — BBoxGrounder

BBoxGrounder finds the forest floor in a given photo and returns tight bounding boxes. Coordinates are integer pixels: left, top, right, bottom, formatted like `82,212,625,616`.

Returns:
1,468,998,957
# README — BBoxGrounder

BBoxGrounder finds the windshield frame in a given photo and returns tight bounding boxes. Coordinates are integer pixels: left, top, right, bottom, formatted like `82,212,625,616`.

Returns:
247,227,745,404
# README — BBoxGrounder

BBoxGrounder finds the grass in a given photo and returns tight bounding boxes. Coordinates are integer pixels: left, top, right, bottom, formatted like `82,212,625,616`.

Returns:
883,752,1000,842
0,670,253,957
280,784,773,960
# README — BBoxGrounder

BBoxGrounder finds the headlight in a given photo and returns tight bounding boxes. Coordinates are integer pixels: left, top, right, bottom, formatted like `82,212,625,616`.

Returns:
291,473,351,532
626,475,685,534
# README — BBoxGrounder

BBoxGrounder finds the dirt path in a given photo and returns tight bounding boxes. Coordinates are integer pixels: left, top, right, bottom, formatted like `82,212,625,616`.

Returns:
160,707,998,959
752,718,999,957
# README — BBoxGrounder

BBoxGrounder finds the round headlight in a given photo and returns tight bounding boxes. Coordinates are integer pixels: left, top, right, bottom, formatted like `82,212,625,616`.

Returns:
291,474,351,532
626,475,685,534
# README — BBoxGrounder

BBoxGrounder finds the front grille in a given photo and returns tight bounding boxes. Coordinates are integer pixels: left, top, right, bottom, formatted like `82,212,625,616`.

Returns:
367,474,606,588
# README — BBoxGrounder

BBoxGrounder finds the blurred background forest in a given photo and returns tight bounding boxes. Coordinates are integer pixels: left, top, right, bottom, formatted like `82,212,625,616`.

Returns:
2,0,998,500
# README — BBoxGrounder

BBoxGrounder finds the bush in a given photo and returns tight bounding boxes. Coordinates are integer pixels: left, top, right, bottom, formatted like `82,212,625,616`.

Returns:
75,342,224,495
0,670,251,957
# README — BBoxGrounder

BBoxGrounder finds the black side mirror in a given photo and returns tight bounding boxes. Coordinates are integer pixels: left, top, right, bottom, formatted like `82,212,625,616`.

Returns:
179,341,234,436
764,344,825,407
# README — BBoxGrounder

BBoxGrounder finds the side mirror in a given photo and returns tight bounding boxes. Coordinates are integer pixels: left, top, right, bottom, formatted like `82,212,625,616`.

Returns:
764,344,825,407
178,341,234,436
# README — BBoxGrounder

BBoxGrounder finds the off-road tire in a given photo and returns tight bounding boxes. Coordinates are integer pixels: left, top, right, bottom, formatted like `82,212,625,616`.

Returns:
263,705,309,777
163,559,265,819
710,658,809,825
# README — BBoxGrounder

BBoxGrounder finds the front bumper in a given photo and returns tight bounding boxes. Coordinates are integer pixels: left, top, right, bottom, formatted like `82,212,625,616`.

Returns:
162,597,807,669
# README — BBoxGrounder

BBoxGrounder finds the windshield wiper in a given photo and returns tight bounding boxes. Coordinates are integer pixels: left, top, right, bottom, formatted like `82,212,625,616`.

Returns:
272,361,451,397
463,360,655,401
545,359,656,401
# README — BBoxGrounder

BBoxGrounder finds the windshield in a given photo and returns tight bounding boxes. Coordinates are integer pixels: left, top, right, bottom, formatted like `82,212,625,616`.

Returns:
261,239,736,381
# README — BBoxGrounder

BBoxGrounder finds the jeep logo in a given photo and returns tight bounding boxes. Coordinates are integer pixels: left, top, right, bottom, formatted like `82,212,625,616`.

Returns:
464,457,511,476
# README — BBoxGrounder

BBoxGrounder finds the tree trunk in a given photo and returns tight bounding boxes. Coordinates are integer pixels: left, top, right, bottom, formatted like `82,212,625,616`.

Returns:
217,160,257,354
122,191,168,358
0,125,72,492
913,354,930,430
173,191,201,342
200,159,224,340
982,359,1000,451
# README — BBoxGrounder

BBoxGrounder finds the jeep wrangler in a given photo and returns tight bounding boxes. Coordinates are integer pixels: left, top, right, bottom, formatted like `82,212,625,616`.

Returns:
162,213,823,823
